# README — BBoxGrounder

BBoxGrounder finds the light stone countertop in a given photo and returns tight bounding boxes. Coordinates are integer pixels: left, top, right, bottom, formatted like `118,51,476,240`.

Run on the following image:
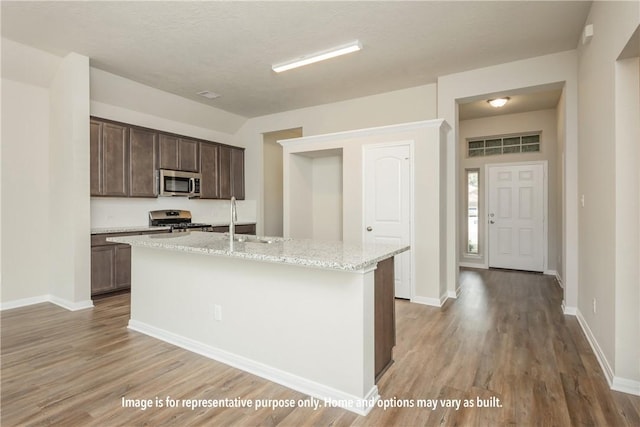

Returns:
91,222,256,235
108,231,409,271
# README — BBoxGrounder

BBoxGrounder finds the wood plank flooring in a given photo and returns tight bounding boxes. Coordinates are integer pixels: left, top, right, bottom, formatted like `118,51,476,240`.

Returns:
2,268,639,426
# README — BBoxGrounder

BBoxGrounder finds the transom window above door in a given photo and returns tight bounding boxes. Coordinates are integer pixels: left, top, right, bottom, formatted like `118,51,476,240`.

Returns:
467,132,541,158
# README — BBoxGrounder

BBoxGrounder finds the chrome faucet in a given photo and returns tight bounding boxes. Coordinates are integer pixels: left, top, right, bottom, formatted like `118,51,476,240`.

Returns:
229,196,237,243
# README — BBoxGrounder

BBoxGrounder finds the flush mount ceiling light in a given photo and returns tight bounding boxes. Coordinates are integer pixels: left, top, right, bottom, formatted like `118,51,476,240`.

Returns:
488,97,510,108
272,40,362,73
197,90,220,99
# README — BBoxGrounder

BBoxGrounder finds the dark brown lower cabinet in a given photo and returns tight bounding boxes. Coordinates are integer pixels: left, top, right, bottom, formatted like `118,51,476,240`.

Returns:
374,257,396,382
91,230,169,296
210,224,256,234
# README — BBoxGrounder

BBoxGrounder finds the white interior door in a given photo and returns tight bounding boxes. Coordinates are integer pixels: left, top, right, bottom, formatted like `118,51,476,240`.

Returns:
488,163,545,272
364,144,411,299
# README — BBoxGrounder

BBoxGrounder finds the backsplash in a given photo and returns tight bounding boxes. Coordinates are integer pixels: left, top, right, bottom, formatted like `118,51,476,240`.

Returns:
91,197,257,227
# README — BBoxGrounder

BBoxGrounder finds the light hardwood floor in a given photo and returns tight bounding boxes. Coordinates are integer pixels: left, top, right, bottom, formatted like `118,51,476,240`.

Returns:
2,268,639,426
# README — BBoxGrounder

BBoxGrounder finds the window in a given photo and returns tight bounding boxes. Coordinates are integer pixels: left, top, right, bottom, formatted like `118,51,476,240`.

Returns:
466,169,479,254
467,132,540,158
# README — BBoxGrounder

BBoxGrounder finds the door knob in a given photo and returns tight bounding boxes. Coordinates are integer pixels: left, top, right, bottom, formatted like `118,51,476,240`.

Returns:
489,220,495,224
366,226,373,232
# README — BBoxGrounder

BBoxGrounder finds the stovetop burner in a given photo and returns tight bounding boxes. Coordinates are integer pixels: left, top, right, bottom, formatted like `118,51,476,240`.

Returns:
149,210,211,231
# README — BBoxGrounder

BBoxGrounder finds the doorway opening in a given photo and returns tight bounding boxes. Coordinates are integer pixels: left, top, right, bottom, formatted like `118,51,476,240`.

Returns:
262,128,302,237
456,85,564,275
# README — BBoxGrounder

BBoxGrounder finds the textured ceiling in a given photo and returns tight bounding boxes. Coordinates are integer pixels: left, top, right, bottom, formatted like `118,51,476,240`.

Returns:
459,89,563,121
1,1,591,118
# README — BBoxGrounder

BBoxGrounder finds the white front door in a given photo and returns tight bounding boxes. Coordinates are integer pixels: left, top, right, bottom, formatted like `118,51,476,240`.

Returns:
488,163,545,272
364,144,411,299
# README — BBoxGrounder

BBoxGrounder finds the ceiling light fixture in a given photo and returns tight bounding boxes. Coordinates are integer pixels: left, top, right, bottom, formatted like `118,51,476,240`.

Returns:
272,40,362,73
488,97,510,108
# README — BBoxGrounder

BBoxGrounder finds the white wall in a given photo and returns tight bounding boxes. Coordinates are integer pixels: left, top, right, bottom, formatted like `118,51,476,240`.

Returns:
90,197,256,229
281,120,449,305
437,50,579,311
556,88,566,281
311,155,343,241
237,84,438,235
48,52,92,308
262,128,302,237
577,0,640,389
458,109,559,272
1,79,51,303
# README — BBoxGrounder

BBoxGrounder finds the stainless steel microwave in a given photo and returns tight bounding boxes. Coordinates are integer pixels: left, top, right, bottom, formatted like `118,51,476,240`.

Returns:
158,169,201,197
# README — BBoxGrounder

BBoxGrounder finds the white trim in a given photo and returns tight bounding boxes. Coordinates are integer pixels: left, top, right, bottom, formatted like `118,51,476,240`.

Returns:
485,161,548,272
555,272,564,289
0,295,94,311
49,296,94,311
279,119,450,148
128,319,379,415
0,295,51,311
411,294,447,307
447,287,461,299
562,303,577,316
362,140,415,300
575,313,640,396
575,309,615,387
543,269,557,276
612,377,640,396
459,262,486,269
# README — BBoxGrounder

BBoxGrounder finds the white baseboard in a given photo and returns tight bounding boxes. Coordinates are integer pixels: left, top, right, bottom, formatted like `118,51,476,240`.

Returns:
543,269,558,276
0,295,93,312
562,301,577,315
612,377,640,396
459,262,487,269
49,296,94,311
555,273,564,289
575,309,615,387
128,319,379,416
447,287,461,299
411,295,444,307
0,295,50,311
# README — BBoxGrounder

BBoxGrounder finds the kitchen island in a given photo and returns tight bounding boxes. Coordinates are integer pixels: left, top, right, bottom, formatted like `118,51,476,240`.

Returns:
108,231,409,415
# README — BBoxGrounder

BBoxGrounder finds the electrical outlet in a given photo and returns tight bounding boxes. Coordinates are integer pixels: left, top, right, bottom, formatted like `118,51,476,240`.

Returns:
214,304,222,321
592,298,597,314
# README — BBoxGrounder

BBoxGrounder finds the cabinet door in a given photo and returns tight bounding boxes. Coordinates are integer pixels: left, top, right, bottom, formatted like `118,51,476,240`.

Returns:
90,120,103,196
200,143,220,199
129,127,158,197
114,245,131,290
218,146,232,199
91,246,115,294
159,134,179,170
231,147,245,200
102,122,129,196
178,138,200,172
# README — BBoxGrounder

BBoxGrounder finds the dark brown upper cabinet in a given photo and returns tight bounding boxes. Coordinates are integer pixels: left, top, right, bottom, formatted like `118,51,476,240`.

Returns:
231,147,245,200
199,142,220,199
219,145,245,200
158,134,199,172
90,119,128,197
90,117,244,200
129,127,158,197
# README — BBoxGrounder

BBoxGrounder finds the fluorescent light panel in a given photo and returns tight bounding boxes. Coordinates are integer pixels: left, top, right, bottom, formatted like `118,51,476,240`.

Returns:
272,40,362,73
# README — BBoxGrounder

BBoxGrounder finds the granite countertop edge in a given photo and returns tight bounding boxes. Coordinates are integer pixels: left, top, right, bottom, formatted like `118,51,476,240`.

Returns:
108,233,409,272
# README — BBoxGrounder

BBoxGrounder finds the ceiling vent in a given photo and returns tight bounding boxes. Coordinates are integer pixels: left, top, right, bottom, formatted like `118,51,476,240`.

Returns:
197,90,220,99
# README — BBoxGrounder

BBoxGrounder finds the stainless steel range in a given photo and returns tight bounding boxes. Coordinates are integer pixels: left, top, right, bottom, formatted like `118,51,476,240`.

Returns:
149,210,211,232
